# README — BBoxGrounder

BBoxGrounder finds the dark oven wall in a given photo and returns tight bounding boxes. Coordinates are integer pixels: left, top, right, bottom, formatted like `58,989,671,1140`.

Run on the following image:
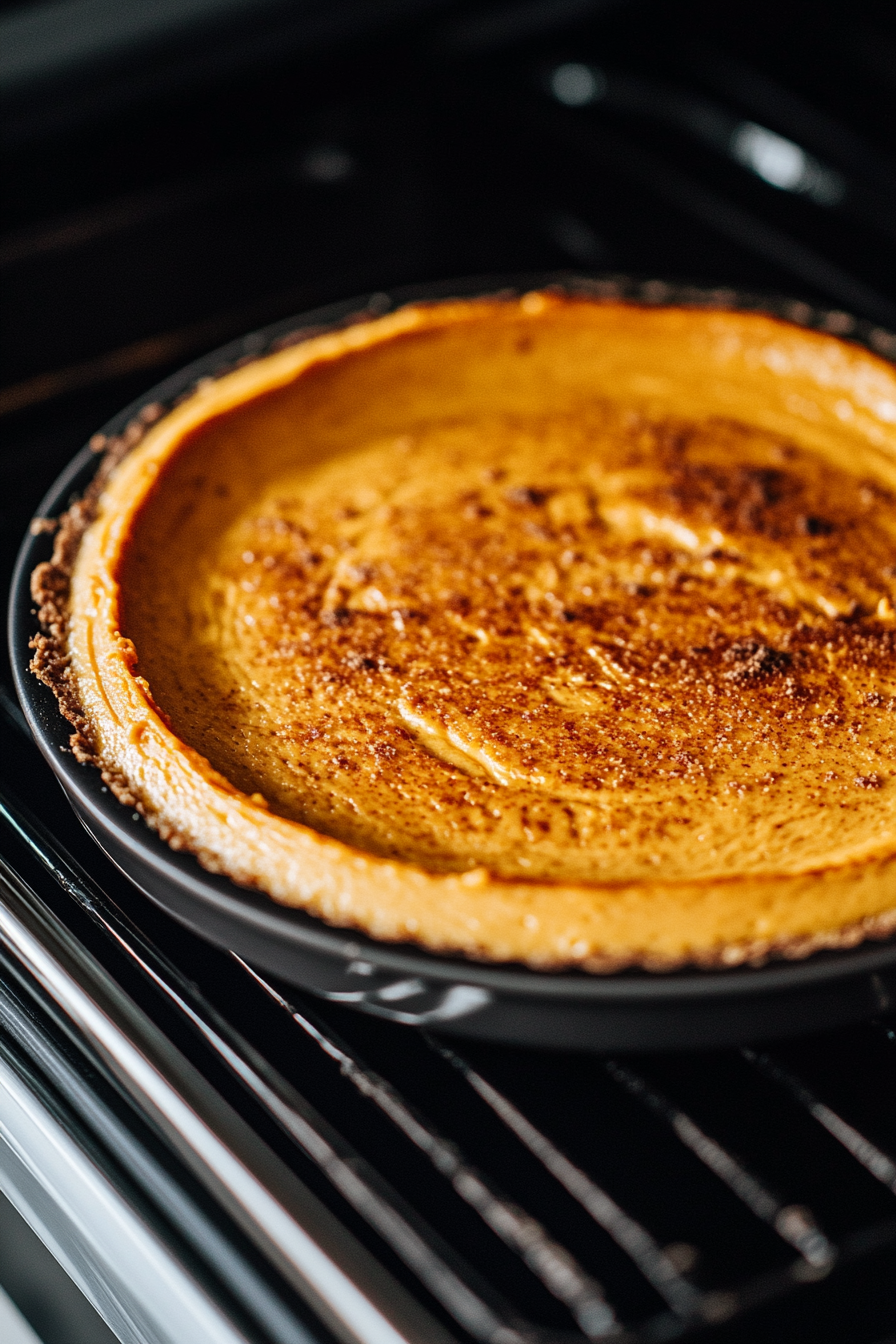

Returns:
2,0,895,539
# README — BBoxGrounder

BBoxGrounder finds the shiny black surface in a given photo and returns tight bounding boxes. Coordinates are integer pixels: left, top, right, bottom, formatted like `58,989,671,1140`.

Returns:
2,1,896,1339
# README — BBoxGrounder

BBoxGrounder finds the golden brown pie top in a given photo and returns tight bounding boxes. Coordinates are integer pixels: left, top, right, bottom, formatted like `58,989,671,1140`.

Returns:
32,293,896,968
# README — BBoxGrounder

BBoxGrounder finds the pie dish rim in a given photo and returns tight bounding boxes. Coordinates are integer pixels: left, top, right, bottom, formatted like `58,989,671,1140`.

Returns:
12,272,896,996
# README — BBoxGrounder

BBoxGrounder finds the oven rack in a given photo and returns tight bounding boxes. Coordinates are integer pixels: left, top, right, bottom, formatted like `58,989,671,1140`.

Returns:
0,698,894,1344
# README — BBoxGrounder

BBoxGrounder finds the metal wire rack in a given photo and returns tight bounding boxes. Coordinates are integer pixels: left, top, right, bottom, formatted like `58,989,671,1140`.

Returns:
0,710,893,1343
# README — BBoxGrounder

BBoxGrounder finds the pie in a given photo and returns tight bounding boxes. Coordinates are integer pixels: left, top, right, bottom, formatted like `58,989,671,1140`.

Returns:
31,291,896,969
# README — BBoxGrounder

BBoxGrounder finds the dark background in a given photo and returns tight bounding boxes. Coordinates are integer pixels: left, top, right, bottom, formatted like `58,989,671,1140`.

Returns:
3,0,895,563
1,3,895,1341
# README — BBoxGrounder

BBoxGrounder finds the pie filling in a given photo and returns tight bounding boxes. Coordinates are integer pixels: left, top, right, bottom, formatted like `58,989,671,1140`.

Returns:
32,294,896,968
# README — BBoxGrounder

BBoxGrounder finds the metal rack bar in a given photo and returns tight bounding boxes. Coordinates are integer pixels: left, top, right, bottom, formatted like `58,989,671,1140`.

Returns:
0,778,504,1344
0,834,444,1344
741,1049,896,1195
430,1043,699,1319
604,1061,834,1267
239,961,619,1342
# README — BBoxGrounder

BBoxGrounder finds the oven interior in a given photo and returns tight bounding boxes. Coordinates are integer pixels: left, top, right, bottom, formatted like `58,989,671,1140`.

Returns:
1,2,895,1341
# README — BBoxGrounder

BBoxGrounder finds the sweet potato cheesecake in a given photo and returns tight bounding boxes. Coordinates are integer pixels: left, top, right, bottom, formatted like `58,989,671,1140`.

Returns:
30,292,896,970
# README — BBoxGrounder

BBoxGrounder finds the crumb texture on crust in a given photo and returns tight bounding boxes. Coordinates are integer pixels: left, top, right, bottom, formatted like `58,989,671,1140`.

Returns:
34,294,896,969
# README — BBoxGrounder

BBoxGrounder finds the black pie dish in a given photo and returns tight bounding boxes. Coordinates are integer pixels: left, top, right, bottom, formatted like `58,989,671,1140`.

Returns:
10,275,896,1050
